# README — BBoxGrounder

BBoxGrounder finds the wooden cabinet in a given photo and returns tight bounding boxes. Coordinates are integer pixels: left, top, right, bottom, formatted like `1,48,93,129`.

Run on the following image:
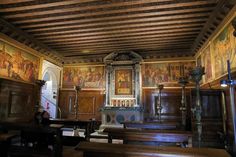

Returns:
0,78,37,122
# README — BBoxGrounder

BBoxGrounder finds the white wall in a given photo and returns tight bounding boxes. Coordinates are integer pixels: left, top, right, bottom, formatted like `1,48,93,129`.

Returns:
41,60,62,118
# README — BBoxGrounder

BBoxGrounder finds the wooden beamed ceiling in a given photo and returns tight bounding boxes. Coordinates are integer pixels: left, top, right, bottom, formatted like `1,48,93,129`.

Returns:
0,0,235,64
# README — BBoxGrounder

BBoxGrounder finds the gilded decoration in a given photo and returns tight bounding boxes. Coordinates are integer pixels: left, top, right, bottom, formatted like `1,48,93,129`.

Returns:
63,66,105,88
0,40,40,83
142,62,195,87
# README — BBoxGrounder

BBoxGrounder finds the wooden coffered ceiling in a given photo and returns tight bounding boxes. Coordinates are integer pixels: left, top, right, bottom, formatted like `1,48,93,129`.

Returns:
0,0,236,64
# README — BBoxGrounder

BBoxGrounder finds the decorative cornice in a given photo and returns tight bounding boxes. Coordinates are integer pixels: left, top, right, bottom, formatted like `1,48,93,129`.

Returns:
0,18,63,63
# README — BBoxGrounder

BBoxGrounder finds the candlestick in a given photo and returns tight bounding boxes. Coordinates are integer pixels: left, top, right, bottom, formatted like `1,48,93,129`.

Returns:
189,66,205,147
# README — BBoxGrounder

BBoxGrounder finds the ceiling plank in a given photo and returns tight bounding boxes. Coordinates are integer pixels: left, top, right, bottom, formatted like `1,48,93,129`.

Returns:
39,28,200,44
23,7,211,32
44,31,198,46
0,0,33,5
19,7,212,29
44,34,196,45
0,0,99,12
7,1,215,24
30,18,207,39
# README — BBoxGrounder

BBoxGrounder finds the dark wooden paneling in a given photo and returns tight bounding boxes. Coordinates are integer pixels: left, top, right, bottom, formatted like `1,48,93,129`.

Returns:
58,90,104,121
142,88,191,129
0,78,37,122
190,89,224,148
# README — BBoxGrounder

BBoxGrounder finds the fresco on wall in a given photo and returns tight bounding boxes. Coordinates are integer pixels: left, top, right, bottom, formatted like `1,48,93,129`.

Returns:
197,55,201,66
213,23,236,78
142,62,195,87
201,46,212,83
0,40,39,83
115,69,132,95
63,66,104,88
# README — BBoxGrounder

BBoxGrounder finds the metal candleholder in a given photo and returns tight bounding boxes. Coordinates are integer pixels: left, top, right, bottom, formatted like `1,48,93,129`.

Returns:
178,76,188,127
189,66,205,147
74,85,81,119
156,84,164,121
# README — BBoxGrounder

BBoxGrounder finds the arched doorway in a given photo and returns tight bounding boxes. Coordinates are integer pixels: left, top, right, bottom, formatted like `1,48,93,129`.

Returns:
41,60,62,118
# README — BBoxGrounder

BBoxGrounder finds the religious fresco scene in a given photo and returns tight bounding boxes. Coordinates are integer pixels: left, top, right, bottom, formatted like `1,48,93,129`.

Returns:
201,46,213,83
0,40,39,83
142,62,195,87
63,66,105,88
213,22,236,78
115,69,132,95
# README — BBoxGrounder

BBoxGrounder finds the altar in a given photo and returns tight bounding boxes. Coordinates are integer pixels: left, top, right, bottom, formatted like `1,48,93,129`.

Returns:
101,51,143,128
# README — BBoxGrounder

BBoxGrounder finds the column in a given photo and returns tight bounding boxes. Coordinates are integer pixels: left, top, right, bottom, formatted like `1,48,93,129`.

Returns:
134,63,141,106
105,64,112,106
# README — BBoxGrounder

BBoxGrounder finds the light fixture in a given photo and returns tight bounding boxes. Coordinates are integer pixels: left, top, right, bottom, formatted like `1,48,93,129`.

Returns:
220,80,236,87
220,60,236,87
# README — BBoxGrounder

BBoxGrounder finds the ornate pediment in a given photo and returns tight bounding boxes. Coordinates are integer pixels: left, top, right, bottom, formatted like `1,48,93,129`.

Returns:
104,51,143,65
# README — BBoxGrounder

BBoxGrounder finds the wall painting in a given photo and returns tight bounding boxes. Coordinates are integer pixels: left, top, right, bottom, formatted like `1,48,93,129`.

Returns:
115,69,132,95
63,66,105,89
142,61,195,87
0,40,40,83
213,23,236,78
201,46,212,83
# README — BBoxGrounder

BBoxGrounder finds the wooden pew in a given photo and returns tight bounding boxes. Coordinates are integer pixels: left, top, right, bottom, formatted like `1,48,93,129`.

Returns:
121,121,179,130
0,132,18,157
103,128,192,147
0,121,63,157
49,118,94,141
76,141,231,157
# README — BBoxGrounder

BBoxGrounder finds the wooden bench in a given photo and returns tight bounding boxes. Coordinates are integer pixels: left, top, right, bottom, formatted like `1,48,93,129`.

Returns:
75,141,231,157
0,132,18,157
121,121,179,130
8,145,53,157
49,118,94,141
103,128,192,147
0,121,63,157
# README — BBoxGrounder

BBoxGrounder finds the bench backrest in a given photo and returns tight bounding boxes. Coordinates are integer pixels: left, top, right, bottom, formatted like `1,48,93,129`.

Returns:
76,141,230,157
104,128,192,143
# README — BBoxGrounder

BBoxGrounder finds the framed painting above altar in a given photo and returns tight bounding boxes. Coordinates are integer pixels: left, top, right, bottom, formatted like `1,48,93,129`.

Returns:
115,69,132,95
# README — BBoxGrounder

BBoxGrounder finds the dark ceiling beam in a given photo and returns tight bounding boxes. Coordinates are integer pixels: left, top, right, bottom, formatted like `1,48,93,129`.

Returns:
22,7,212,32
0,0,33,5
7,1,216,24
51,40,193,52
18,7,212,30
28,13,208,37
44,31,199,46
30,22,204,39
48,36,196,49
0,0,99,12
40,27,201,44
55,42,194,54
47,37,196,48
